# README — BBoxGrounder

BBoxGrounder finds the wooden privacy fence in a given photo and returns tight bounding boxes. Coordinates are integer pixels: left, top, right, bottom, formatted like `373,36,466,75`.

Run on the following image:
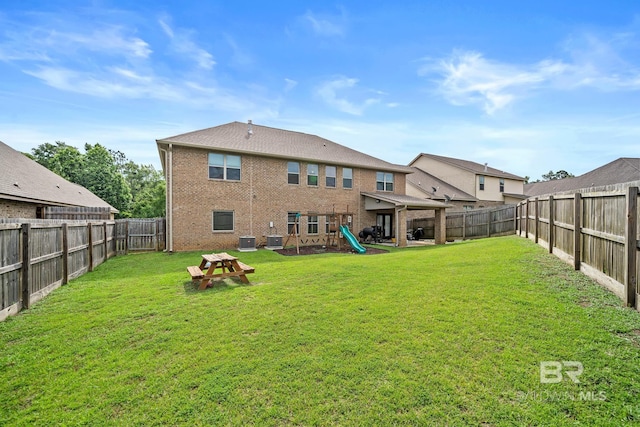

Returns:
0,220,116,321
115,218,166,253
516,184,639,310
0,217,166,321
409,205,516,241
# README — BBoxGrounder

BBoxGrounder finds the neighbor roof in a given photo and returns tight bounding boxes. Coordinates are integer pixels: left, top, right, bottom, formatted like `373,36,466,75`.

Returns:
409,153,525,181
157,121,412,173
0,140,117,212
525,158,640,196
406,167,477,202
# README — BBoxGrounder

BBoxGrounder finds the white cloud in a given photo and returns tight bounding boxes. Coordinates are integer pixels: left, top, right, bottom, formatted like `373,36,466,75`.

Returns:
301,9,347,37
424,27,640,114
316,77,380,115
284,78,298,92
421,50,566,115
158,18,215,70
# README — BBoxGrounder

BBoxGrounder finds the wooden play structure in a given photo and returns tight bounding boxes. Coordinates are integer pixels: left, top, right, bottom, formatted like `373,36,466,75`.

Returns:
283,208,355,254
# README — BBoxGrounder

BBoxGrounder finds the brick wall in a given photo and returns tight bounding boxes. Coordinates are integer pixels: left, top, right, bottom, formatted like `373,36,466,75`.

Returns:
0,199,37,218
169,145,406,251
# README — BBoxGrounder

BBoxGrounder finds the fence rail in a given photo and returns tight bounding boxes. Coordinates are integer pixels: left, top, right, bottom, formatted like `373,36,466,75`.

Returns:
516,184,639,310
0,217,165,321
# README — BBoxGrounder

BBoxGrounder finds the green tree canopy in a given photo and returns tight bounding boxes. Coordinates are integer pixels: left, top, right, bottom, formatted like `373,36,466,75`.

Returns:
31,142,165,218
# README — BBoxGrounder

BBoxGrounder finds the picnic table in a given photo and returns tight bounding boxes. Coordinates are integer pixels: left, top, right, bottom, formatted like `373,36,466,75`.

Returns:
187,252,255,290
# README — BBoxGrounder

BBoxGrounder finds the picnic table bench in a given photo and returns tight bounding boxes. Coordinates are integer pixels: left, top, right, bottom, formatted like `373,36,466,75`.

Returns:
187,252,255,290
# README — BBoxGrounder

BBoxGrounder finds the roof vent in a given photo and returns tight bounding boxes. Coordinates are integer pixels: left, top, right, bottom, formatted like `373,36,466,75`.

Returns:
13,182,19,187
484,162,488,172
247,119,253,136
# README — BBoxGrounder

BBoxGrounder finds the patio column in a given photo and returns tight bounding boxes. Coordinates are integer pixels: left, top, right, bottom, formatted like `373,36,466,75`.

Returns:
395,207,408,247
434,208,446,244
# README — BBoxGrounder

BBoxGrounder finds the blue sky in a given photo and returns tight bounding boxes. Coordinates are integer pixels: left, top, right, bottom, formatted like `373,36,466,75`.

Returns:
1,1,639,180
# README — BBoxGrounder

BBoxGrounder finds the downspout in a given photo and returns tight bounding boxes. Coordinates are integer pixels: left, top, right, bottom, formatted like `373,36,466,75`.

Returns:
167,144,173,253
395,205,408,247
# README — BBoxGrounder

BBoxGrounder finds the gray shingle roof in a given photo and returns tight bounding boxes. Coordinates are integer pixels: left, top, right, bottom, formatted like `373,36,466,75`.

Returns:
157,121,413,173
361,191,450,209
409,153,525,181
406,167,477,202
525,158,640,196
0,140,117,212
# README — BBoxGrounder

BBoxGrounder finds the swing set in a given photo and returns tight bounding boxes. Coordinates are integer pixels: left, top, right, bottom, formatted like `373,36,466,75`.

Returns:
283,208,355,254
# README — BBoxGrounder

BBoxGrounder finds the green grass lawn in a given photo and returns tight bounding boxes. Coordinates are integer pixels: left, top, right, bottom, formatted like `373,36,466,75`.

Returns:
2,236,640,425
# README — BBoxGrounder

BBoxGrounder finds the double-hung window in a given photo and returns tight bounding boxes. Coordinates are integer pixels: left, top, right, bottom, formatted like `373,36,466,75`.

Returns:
479,175,485,191
342,168,353,189
376,172,394,191
208,153,241,181
288,162,300,184
326,166,336,188
307,164,318,186
499,178,505,192
308,215,319,234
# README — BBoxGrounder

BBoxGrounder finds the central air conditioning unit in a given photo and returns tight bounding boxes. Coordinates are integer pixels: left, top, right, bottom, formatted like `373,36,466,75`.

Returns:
265,235,283,250
238,236,256,252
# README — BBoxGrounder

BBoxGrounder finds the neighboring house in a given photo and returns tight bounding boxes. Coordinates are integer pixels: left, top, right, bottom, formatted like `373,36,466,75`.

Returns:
0,141,117,219
407,153,526,209
525,158,640,197
156,121,450,251
406,167,477,211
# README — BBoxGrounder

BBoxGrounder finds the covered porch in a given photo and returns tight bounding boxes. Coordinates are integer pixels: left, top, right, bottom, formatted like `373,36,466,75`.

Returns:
361,192,450,247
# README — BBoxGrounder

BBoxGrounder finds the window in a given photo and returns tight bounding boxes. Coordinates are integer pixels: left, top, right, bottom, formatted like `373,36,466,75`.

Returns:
307,164,318,186
308,215,319,234
342,168,353,189
376,172,394,191
326,166,336,188
479,175,485,191
288,162,300,184
499,178,505,193
212,210,234,232
208,153,241,181
287,212,300,235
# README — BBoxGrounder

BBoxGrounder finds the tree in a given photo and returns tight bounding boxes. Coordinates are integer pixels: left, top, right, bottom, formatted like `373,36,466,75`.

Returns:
30,142,169,218
118,160,166,218
540,170,575,181
81,144,132,216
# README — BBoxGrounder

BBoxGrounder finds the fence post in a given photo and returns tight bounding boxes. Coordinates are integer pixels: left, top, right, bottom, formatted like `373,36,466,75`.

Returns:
125,220,129,255
103,222,108,262
155,218,160,251
21,223,31,310
625,187,638,308
525,200,529,238
548,195,554,254
62,223,69,285
534,198,539,244
574,193,582,270
462,212,466,240
487,209,492,238
88,223,94,272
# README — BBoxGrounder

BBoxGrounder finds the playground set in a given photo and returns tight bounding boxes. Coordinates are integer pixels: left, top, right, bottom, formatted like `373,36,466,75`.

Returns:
283,209,366,254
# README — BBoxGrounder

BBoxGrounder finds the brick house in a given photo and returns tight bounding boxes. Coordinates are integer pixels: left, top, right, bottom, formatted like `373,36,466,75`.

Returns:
156,121,449,251
0,140,117,219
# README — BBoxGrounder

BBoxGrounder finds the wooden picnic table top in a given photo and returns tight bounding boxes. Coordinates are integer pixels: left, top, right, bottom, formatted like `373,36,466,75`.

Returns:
202,252,237,263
